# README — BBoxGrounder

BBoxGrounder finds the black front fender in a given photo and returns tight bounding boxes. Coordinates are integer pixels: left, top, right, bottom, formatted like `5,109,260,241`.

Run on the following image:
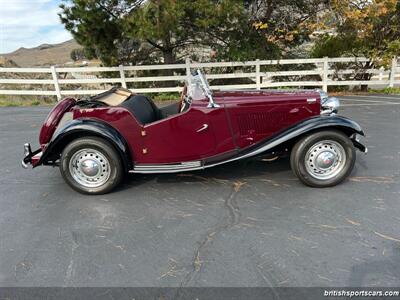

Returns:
235,115,366,160
287,114,365,137
283,114,367,152
38,119,132,171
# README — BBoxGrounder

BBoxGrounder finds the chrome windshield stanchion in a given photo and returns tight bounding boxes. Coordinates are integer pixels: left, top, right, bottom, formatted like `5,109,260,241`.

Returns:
196,69,220,108
207,100,221,108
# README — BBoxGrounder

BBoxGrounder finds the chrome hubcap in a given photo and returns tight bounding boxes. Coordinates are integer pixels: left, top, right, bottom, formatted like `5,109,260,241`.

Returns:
316,151,335,169
305,140,346,180
80,159,100,176
69,149,111,188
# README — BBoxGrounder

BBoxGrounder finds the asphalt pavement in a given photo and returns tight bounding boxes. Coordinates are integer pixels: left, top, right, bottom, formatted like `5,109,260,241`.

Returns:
0,95,399,288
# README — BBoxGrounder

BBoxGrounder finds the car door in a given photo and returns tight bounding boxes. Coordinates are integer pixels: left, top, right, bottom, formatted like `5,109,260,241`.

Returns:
138,100,218,164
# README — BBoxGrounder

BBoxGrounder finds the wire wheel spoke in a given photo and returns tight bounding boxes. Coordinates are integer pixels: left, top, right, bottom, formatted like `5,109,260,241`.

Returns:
69,148,111,188
305,140,346,180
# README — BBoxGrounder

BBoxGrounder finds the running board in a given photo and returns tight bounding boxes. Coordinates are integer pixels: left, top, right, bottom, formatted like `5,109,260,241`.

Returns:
130,161,203,173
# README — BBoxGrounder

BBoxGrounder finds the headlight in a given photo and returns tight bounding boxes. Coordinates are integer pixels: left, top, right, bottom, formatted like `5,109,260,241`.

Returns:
318,90,329,103
321,96,340,114
318,90,340,115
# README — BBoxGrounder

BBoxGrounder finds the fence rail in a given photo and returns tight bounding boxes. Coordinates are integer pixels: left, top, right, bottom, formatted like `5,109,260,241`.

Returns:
0,57,398,100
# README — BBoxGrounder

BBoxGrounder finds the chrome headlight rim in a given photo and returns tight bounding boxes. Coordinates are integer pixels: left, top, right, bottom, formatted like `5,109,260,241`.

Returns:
321,96,340,114
318,90,340,115
317,89,329,103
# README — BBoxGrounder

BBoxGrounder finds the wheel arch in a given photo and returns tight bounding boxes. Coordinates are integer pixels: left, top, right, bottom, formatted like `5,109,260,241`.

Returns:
276,125,364,152
38,119,133,172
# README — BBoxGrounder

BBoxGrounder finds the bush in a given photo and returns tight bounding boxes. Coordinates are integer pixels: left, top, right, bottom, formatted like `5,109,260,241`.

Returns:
369,87,400,95
70,48,86,61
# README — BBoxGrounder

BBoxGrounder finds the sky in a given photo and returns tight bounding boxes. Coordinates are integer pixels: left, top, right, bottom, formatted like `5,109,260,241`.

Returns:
0,0,72,54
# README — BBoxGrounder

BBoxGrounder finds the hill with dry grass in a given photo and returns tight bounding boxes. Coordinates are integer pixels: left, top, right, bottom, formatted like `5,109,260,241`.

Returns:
0,56,19,67
1,39,82,67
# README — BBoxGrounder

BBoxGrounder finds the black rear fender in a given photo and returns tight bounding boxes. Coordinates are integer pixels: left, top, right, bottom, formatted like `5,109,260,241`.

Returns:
37,119,133,171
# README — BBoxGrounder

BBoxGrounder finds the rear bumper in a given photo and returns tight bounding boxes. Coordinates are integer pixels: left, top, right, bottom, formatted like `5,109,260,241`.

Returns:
21,143,42,168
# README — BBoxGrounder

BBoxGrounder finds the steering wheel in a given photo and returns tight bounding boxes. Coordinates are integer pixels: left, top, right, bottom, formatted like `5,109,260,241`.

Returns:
179,84,188,112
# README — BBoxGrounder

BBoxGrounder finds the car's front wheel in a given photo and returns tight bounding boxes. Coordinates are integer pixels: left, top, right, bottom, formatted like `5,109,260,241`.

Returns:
60,137,124,194
290,130,356,187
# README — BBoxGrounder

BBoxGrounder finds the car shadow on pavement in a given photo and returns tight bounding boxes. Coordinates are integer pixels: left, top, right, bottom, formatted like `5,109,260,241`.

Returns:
117,157,293,191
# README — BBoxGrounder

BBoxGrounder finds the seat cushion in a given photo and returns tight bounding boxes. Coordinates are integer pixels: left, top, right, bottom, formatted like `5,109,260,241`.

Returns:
120,95,160,125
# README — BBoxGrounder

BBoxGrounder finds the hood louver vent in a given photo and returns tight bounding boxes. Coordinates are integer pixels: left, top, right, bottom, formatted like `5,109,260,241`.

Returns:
237,112,287,136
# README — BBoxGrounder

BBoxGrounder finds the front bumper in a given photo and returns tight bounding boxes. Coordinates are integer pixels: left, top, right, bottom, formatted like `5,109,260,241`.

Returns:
21,143,42,168
350,134,368,154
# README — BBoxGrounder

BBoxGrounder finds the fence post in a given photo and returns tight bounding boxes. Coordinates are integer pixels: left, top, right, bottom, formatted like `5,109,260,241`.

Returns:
389,56,397,88
50,66,61,101
378,66,384,81
119,65,127,88
256,59,261,90
185,57,191,82
322,56,329,92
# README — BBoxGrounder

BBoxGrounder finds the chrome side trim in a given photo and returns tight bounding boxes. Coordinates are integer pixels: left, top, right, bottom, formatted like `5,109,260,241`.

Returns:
131,166,204,174
135,161,201,168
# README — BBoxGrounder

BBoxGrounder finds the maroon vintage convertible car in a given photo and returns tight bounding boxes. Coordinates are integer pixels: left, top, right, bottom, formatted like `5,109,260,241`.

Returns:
22,70,367,194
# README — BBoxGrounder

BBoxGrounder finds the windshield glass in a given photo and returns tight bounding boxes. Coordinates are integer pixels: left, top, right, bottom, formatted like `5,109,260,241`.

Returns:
186,69,212,101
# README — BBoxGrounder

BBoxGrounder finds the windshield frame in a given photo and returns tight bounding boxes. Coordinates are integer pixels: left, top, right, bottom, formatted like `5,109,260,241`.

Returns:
187,69,219,108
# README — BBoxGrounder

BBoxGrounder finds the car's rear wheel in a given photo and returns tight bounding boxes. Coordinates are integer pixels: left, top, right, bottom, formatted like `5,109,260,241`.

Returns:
60,137,123,194
290,130,356,187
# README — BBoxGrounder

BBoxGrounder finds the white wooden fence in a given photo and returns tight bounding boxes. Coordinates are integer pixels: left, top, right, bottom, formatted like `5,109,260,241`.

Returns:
0,57,398,100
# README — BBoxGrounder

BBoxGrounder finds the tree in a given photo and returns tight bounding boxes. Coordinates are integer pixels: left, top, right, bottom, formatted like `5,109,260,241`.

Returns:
250,0,330,57
59,0,145,66
60,0,264,65
59,0,330,66
184,0,281,61
311,0,400,67
123,0,200,64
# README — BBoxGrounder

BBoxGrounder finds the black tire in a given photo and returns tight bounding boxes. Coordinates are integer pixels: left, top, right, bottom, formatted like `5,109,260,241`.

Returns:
290,130,356,187
60,137,124,194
